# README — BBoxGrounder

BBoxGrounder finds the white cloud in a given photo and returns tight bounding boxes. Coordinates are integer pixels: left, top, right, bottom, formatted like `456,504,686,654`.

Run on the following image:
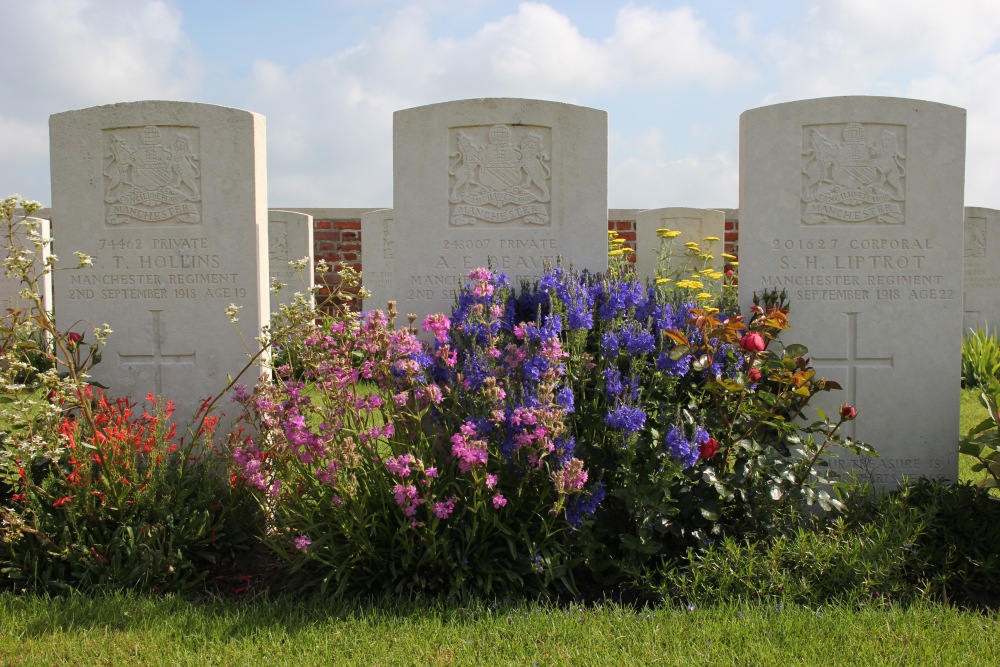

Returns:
907,53,1000,210
606,5,753,89
0,0,200,111
247,2,750,204
0,0,201,200
609,127,738,208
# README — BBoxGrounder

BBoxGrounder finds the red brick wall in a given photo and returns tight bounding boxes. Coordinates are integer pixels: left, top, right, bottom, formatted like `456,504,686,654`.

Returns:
313,218,363,312
608,218,638,264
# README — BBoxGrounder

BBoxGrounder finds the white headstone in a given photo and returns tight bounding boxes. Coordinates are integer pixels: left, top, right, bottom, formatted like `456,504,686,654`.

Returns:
963,207,1000,334
267,209,314,315
393,98,608,323
360,208,395,312
0,215,52,313
635,207,725,283
50,101,269,431
739,96,965,487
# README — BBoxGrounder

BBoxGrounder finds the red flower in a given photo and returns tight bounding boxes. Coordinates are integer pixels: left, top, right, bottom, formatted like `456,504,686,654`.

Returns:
52,496,73,508
747,368,762,383
840,404,858,421
739,332,766,353
699,437,720,459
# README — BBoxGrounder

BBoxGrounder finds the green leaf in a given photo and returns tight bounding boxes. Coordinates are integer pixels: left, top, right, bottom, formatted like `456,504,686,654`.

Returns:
669,345,690,361
783,343,808,358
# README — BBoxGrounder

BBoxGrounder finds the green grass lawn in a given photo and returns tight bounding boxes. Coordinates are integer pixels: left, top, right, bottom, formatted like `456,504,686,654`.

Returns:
0,593,997,667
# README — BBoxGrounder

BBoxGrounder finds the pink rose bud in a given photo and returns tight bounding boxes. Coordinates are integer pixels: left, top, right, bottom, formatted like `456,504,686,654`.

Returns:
840,404,858,421
67,332,82,343
747,368,762,383
739,332,766,353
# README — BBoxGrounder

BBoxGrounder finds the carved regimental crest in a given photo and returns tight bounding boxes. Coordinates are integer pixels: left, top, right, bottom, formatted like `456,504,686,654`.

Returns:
449,124,551,227
966,217,987,258
269,223,289,263
103,125,201,225
801,122,905,225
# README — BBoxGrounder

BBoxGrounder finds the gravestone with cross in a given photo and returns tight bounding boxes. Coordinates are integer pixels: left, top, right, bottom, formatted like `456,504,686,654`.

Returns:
50,101,270,431
739,96,965,487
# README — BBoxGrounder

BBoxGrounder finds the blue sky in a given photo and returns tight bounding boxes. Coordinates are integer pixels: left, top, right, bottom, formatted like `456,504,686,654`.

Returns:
2,0,999,209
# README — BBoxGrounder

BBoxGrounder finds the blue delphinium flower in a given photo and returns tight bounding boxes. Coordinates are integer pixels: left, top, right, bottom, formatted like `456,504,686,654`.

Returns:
601,331,620,358
656,351,692,377
606,404,646,433
556,385,575,413
604,366,624,396
665,425,699,468
565,483,606,528
621,324,655,356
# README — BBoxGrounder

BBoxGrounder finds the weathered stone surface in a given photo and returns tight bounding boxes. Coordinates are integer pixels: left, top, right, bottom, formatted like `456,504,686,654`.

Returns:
268,209,314,314
739,96,966,486
360,208,395,312
963,207,1000,334
393,98,608,325
50,101,269,430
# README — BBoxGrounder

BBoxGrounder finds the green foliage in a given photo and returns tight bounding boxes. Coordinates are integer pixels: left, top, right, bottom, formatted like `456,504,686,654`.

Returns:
0,393,260,595
961,326,1000,388
844,479,1000,608
959,380,1000,490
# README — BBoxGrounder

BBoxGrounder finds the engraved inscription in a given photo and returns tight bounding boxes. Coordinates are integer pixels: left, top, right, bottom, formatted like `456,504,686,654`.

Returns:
801,122,905,225
118,310,196,396
104,125,202,226
449,124,551,227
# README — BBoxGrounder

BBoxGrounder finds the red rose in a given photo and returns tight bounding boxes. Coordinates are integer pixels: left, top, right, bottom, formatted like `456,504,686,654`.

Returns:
747,368,762,383
67,332,82,344
840,404,857,421
739,332,766,353
699,437,719,459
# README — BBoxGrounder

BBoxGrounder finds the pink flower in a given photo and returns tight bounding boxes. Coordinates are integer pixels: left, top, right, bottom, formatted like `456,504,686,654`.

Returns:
432,497,456,519
554,458,588,493
294,535,311,551
485,473,498,489
422,313,452,343
739,331,766,353
425,467,439,478
840,404,858,421
385,454,414,477
492,493,507,509
747,368,762,383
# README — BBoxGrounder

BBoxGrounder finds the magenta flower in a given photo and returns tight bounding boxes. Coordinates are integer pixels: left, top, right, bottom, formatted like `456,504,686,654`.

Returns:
432,497,456,519
422,313,452,343
485,473,498,489
294,535,311,551
492,494,507,509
